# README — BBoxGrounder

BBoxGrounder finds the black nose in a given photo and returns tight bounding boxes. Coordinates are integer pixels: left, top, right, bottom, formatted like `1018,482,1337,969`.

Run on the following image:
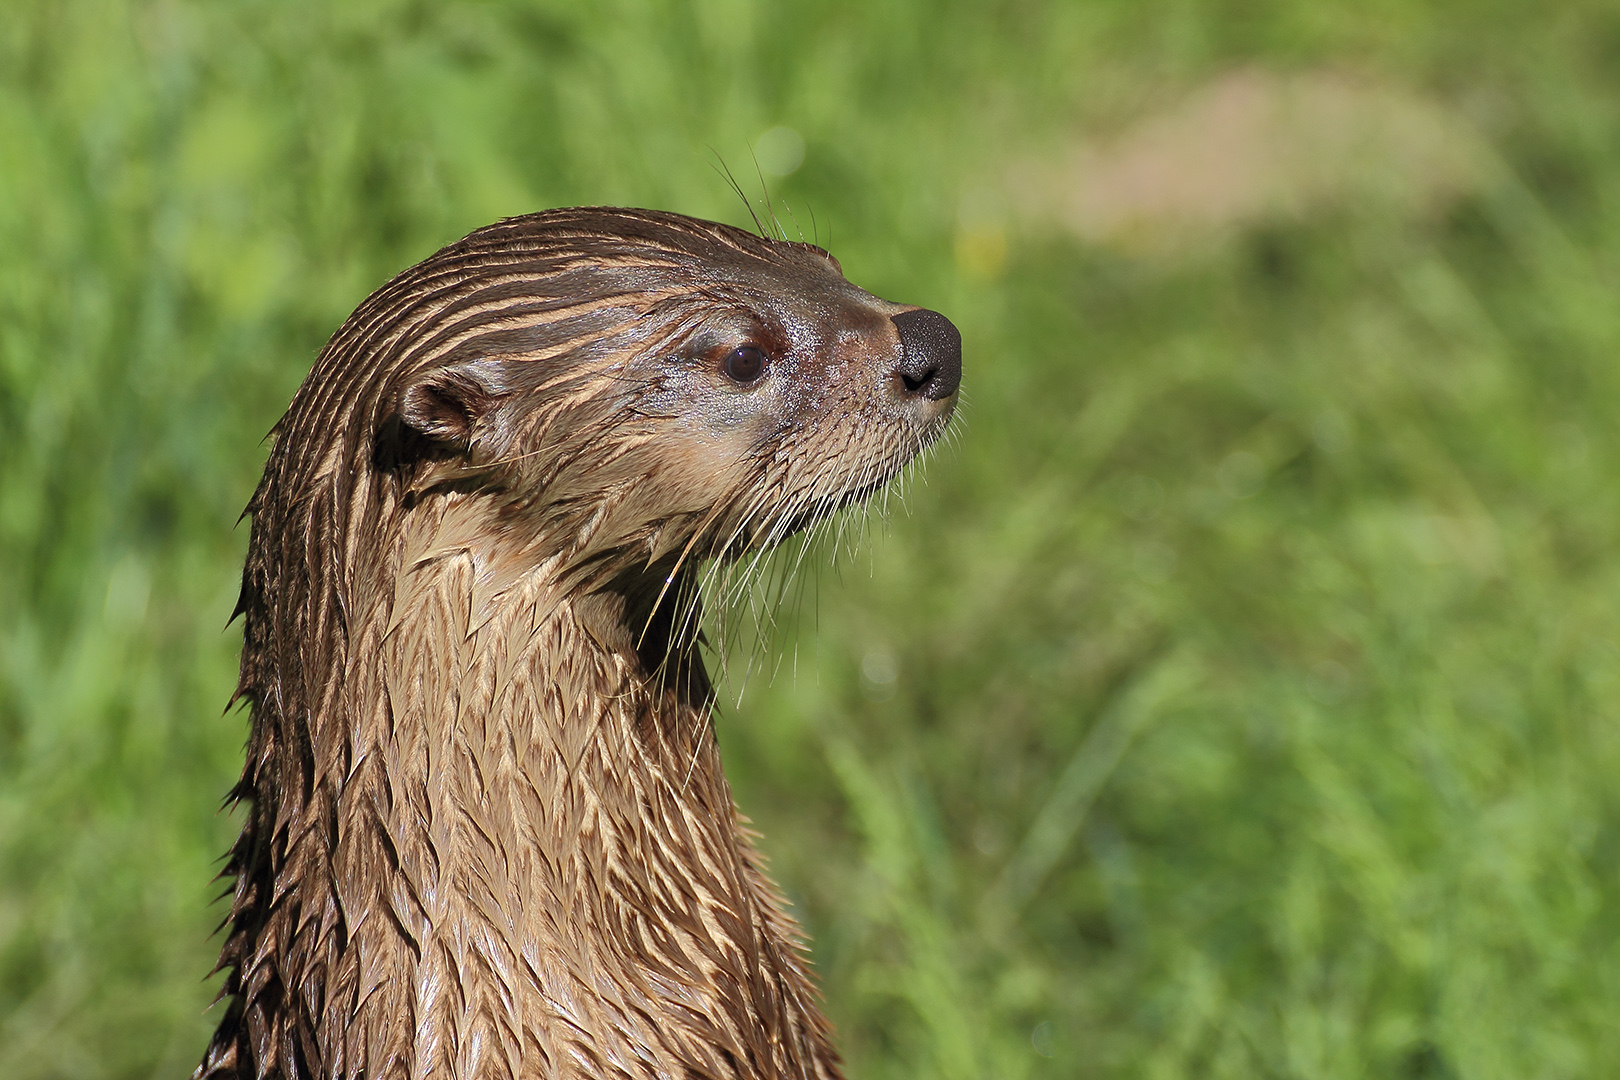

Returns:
891,308,962,401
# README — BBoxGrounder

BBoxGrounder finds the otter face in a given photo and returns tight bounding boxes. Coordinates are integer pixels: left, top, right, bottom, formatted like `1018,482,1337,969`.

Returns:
616,244,961,554
380,209,959,584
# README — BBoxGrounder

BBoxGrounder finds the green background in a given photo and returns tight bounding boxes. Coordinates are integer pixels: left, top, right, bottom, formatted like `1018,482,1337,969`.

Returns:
4,1,1620,1076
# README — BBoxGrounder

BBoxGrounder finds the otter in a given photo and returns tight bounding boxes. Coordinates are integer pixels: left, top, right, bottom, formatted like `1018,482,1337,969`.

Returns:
196,207,960,1080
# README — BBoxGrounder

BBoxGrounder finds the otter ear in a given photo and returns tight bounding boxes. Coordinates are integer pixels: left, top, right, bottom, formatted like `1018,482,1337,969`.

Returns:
398,363,500,445
378,361,510,472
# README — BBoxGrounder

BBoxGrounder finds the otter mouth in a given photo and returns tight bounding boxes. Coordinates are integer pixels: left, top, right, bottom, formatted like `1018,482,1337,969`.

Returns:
723,413,953,560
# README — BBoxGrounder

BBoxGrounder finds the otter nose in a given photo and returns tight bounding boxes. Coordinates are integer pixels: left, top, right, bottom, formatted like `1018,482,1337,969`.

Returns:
891,308,962,401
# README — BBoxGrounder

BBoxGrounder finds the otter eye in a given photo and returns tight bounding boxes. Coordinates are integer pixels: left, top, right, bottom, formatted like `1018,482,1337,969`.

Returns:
723,346,766,385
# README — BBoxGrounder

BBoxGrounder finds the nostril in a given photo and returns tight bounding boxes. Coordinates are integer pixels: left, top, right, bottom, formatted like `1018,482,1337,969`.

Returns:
900,366,935,394
891,308,962,401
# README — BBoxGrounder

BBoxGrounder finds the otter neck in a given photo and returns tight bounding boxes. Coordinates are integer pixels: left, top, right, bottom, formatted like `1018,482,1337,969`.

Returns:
291,501,842,1080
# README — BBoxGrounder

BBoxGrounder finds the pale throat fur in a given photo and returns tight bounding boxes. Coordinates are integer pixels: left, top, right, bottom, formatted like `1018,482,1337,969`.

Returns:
198,208,960,1080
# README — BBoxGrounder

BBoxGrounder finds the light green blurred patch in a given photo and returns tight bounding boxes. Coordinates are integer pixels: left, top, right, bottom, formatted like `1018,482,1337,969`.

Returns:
5,1,1620,1078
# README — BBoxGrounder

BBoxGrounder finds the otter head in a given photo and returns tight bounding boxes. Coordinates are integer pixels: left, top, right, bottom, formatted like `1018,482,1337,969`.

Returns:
371,208,959,653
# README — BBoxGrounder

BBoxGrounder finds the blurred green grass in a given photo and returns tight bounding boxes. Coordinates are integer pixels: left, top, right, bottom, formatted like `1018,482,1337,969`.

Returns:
4,1,1620,1076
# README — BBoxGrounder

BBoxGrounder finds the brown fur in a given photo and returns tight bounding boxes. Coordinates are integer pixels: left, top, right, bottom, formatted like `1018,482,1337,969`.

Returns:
196,208,958,1080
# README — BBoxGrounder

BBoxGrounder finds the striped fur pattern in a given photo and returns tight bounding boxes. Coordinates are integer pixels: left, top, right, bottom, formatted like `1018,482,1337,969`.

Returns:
196,208,956,1080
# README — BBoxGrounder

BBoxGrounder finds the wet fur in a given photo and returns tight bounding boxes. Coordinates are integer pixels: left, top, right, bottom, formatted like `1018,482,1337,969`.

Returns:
197,209,951,1080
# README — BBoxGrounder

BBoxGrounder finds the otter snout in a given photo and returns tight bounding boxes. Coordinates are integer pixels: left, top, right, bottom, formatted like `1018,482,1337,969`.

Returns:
891,308,962,402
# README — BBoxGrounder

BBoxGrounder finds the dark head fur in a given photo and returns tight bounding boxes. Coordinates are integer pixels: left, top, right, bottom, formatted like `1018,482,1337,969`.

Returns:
196,208,960,1080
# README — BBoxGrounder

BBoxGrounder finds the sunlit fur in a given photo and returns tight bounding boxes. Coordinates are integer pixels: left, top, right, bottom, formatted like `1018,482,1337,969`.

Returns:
197,208,956,1080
